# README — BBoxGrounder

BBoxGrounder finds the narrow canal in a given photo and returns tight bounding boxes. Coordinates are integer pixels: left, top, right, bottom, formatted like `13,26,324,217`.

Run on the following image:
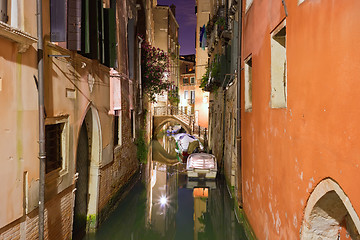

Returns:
85,128,248,240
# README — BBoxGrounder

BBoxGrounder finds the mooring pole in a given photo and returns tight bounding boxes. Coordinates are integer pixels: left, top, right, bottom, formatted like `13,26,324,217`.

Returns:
36,0,45,238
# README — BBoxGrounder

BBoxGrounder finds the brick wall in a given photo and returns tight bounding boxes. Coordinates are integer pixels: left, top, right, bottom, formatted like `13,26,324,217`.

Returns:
0,186,74,240
98,83,139,223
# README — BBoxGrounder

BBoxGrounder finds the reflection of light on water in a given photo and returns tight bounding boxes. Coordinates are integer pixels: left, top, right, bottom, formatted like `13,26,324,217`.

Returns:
160,195,168,206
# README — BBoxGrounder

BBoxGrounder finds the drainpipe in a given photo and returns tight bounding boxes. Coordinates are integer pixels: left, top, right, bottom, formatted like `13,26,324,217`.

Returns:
237,0,243,207
36,0,45,239
138,36,143,114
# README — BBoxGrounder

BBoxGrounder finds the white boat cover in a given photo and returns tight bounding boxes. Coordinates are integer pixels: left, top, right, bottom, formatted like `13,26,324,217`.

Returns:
187,153,217,170
173,133,203,152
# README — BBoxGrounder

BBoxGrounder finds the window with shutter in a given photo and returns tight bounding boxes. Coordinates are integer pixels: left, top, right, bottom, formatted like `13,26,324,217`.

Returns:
67,0,82,51
104,7,116,68
81,0,90,54
190,90,195,104
128,18,135,79
98,0,105,63
50,0,66,42
89,0,99,59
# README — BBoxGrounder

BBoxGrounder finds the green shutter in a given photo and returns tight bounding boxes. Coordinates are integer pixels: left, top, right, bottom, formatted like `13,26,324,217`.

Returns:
104,8,116,68
99,0,105,64
89,0,99,59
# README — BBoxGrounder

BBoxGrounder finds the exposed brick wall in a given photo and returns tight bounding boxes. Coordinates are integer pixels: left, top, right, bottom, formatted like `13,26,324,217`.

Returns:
0,221,20,240
0,186,74,240
98,80,139,223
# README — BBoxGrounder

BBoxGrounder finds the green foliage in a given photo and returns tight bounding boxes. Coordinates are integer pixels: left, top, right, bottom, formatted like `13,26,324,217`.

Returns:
200,56,221,91
141,39,171,102
168,88,180,106
216,17,226,27
135,130,148,164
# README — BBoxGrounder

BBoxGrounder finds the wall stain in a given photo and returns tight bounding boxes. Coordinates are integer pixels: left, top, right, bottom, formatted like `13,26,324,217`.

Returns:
16,53,23,184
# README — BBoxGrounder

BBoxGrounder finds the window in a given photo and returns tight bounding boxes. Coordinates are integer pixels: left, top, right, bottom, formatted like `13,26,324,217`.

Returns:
128,18,135,79
183,77,189,84
184,90,188,100
45,123,65,174
49,0,116,66
114,110,122,146
190,77,195,84
244,55,252,111
271,20,287,108
190,90,195,104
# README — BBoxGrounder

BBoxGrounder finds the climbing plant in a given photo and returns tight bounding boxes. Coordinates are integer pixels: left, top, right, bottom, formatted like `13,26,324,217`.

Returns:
141,39,171,102
200,55,221,91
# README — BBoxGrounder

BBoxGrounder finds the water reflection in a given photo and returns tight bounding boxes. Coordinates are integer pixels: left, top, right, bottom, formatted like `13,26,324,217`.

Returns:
84,128,247,240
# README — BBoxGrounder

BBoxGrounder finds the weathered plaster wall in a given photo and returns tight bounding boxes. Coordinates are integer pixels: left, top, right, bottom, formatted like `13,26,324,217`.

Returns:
0,37,38,229
242,0,360,239
195,0,210,128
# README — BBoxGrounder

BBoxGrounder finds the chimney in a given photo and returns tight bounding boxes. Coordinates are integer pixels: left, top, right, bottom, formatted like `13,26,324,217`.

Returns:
170,4,176,17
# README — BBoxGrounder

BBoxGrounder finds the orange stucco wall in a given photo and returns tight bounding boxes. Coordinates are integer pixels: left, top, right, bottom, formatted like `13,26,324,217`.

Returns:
0,37,38,229
242,0,360,239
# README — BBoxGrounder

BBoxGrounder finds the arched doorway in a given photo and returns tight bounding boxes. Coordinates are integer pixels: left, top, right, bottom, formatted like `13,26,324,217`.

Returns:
72,106,102,239
301,178,360,239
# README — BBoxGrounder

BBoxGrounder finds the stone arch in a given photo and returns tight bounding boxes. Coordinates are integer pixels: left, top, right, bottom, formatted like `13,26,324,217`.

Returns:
73,104,102,238
153,117,191,136
300,178,360,239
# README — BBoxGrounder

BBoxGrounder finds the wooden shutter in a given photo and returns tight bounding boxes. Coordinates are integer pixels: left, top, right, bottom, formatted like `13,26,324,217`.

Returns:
0,0,8,23
98,0,105,64
50,0,66,42
104,8,116,68
127,18,135,79
89,0,99,59
68,0,81,51
81,0,90,54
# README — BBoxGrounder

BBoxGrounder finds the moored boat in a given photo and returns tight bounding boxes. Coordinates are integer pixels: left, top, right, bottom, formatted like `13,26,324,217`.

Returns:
186,153,217,179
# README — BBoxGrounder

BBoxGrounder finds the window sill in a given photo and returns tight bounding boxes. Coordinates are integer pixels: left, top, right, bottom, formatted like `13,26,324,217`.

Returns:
0,21,37,53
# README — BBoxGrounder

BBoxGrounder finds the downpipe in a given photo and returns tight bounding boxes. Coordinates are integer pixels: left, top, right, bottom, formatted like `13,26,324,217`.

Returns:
36,0,45,238
237,0,243,208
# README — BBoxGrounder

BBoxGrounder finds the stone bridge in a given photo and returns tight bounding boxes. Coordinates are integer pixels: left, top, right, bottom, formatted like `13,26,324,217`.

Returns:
153,106,193,136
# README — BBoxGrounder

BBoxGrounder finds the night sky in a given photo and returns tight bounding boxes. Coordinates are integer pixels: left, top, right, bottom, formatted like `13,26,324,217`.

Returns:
157,0,196,55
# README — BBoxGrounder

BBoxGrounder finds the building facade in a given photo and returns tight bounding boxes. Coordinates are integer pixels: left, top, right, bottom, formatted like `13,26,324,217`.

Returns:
0,0,152,238
153,2,180,107
179,55,196,116
203,0,240,199
241,0,360,239
195,0,210,128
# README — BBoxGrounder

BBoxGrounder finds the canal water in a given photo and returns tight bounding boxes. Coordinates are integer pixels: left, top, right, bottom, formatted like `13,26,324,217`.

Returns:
85,131,248,240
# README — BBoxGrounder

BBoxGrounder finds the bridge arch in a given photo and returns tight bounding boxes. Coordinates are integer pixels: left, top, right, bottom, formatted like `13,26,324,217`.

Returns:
153,116,192,136
300,178,360,239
